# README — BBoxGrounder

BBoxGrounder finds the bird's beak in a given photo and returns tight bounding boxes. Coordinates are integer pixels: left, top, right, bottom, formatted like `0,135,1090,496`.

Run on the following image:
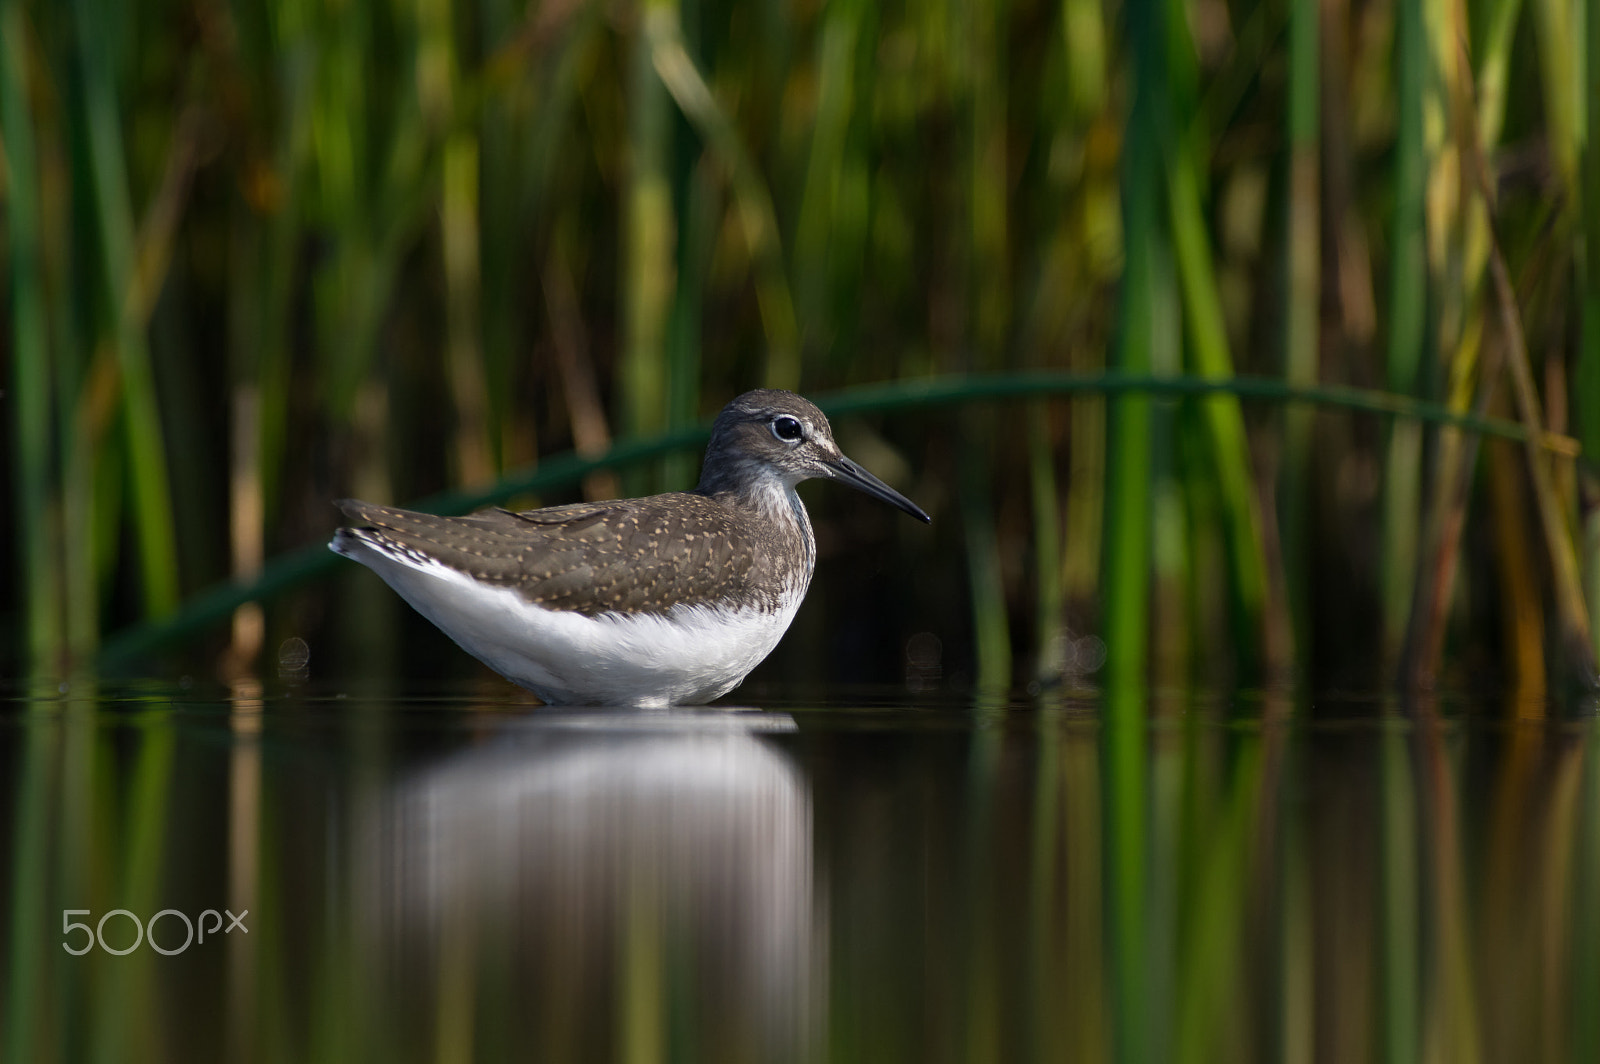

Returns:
822,453,931,523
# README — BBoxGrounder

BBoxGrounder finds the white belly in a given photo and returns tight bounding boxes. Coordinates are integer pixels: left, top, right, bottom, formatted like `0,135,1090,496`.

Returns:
335,537,804,707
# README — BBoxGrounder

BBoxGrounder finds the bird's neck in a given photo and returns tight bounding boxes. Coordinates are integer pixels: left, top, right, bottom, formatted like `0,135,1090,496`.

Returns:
695,467,816,582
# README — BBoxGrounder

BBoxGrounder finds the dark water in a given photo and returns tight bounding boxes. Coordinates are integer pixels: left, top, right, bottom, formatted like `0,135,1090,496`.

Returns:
2,681,1598,1062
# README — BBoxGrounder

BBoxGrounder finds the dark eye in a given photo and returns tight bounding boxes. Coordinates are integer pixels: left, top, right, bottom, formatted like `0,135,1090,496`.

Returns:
770,415,804,442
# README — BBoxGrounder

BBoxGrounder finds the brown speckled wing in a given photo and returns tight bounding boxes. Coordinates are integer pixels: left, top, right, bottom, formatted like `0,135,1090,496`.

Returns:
336,497,774,616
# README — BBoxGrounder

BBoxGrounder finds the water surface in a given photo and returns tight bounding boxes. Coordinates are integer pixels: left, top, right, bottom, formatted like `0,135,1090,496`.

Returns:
2,682,1597,1062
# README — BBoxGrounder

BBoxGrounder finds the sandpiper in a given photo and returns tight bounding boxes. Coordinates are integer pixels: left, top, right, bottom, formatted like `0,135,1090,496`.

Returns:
330,389,930,706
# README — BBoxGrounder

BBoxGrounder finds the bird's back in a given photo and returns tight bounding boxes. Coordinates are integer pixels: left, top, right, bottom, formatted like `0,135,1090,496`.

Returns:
333,494,806,618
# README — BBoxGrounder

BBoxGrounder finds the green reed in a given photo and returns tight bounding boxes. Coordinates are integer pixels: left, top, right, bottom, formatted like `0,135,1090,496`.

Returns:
1380,0,1428,672
1,1,57,674
1588,0,1600,665
1101,0,1158,694
622,0,676,494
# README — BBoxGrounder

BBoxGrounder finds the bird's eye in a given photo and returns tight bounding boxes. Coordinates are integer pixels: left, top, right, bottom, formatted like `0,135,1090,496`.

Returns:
770,415,804,442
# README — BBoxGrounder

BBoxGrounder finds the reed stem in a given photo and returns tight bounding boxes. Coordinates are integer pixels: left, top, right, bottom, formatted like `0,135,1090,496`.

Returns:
72,0,180,619
0,4,63,674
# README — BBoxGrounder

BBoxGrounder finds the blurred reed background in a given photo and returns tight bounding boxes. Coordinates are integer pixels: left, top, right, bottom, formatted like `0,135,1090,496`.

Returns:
2,0,1598,697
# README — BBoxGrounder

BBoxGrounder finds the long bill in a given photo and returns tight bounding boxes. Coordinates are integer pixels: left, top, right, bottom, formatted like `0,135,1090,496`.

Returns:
823,454,932,523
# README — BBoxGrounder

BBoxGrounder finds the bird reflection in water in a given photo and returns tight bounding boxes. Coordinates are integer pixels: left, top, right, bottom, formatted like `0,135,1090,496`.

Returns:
361,710,817,1062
